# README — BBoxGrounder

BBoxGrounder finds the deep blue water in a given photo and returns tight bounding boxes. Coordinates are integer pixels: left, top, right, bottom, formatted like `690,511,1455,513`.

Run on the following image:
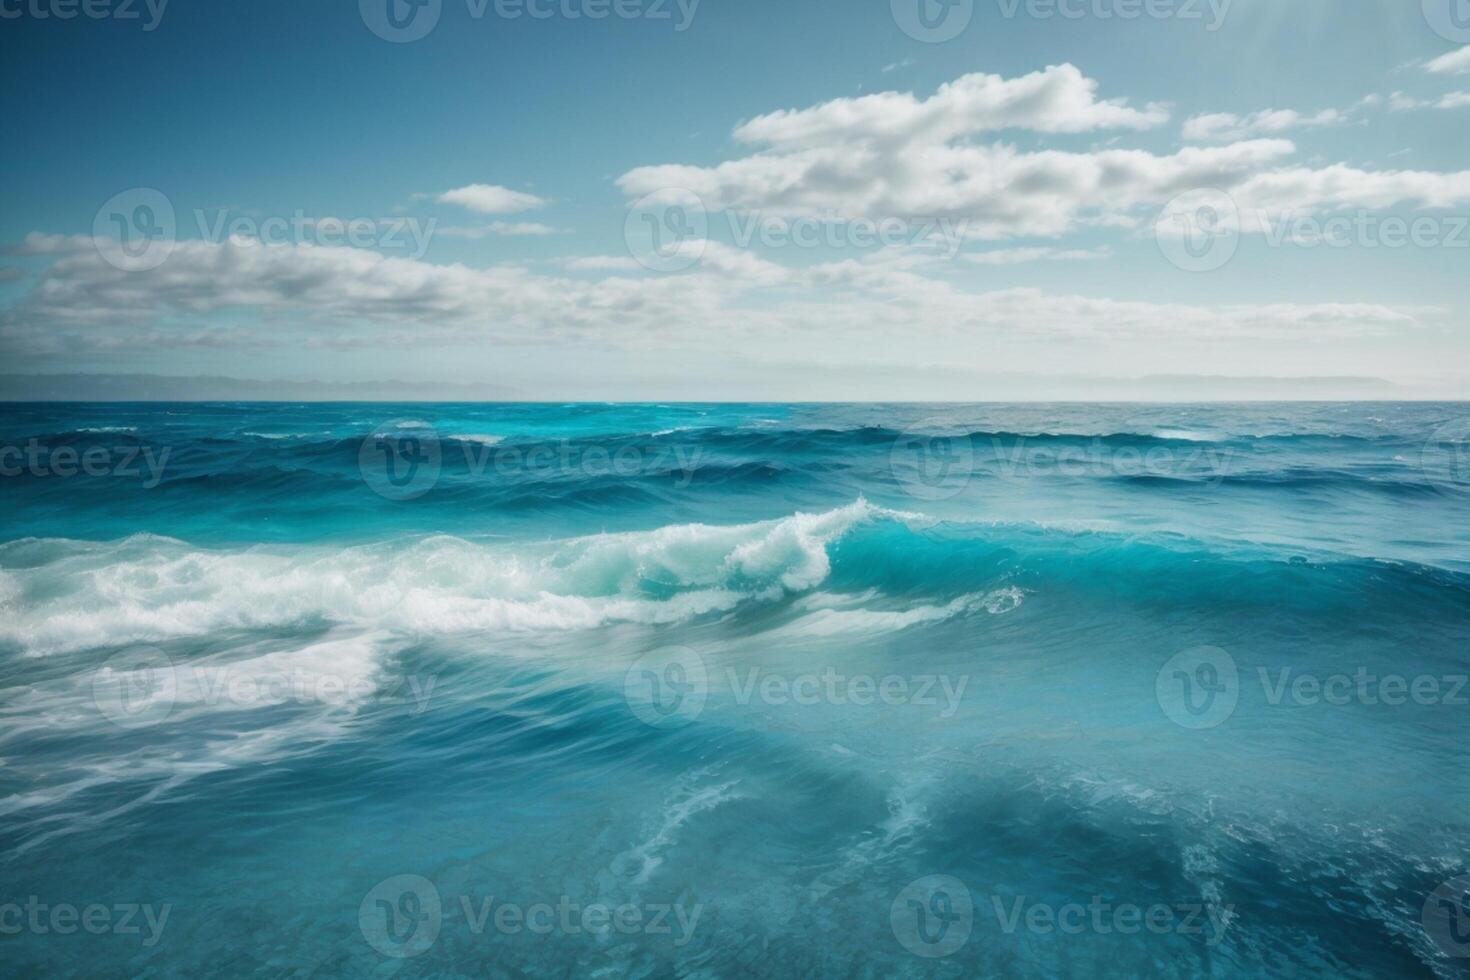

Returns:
1,402,1468,977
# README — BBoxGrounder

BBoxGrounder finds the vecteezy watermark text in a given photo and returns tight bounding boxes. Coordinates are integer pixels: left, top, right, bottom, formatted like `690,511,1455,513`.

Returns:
1156,646,1468,730
728,667,969,718
623,189,971,272
889,875,1232,959
0,0,168,30
360,0,700,43
1156,189,1470,272
193,209,436,259
0,898,170,946
994,0,1230,29
90,189,438,273
0,440,170,488
358,875,702,959
91,648,440,729
358,420,705,501
890,0,1230,43
988,893,1232,946
622,647,972,728
890,426,1235,500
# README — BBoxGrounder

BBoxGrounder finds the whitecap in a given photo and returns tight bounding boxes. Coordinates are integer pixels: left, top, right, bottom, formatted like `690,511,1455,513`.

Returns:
0,500,907,656
446,433,504,447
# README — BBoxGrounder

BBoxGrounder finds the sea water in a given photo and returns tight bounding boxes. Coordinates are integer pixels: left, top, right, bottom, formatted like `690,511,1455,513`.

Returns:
1,402,1467,977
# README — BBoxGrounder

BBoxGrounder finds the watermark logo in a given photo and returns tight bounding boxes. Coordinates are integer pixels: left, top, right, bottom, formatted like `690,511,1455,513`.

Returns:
1422,419,1470,489
624,188,708,272
92,188,176,273
91,647,176,729
892,0,973,42
1156,189,1240,272
359,874,443,959
891,875,973,958
359,420,443,501
890,426,975,500
623,646,708,727
1424,874,1470,958
1423,0,1470,44
1156,646,1238,729
360,0,442,42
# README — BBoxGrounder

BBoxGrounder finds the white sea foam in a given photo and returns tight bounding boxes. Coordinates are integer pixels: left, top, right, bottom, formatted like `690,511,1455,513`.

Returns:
612,767,744,885
0,500,904,656
446,433,504,447
241,431,331,440
0,630,396,854
1152,428,1224,443
769,587,1023,639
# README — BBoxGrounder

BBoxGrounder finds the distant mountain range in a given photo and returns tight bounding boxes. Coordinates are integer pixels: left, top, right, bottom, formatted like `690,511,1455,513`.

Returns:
0,374,525,402
0,371,1453,401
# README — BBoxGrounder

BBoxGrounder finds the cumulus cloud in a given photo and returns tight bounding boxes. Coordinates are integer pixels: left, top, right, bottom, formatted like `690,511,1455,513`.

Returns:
730,64,1169,150
618,66,1470,242
2,237,787,340
623,137,1305,240
1,64,1459,371
1427,47,1470,75
0,235,1429,363
437,184,547,214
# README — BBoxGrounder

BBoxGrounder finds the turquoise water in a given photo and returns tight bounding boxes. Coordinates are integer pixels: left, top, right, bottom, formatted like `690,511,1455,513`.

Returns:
1,403,1468,977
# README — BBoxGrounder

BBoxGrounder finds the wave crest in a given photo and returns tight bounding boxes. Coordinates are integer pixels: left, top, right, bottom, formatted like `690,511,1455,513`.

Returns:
0,500,903,655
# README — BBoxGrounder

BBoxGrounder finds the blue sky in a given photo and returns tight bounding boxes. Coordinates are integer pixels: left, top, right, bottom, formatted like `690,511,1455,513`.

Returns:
1,0,1468,398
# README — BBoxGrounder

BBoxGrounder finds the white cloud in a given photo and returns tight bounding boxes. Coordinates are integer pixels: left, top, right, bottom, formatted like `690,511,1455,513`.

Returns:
0,235,1428,360
4,237,783,334
562,256,645,271
1182,107,1350,142
622,137,1305,241
965,246,1112,265
618,66,1470,244
1427,47,1470,75
437,222,560,238
1388,90,1470,111
437,184,547,214
3,232,93,255
2,64,1461,379
729,64,1168,151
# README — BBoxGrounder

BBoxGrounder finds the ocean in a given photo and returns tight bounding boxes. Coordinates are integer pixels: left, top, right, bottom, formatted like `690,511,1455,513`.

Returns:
1,402,1467,977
